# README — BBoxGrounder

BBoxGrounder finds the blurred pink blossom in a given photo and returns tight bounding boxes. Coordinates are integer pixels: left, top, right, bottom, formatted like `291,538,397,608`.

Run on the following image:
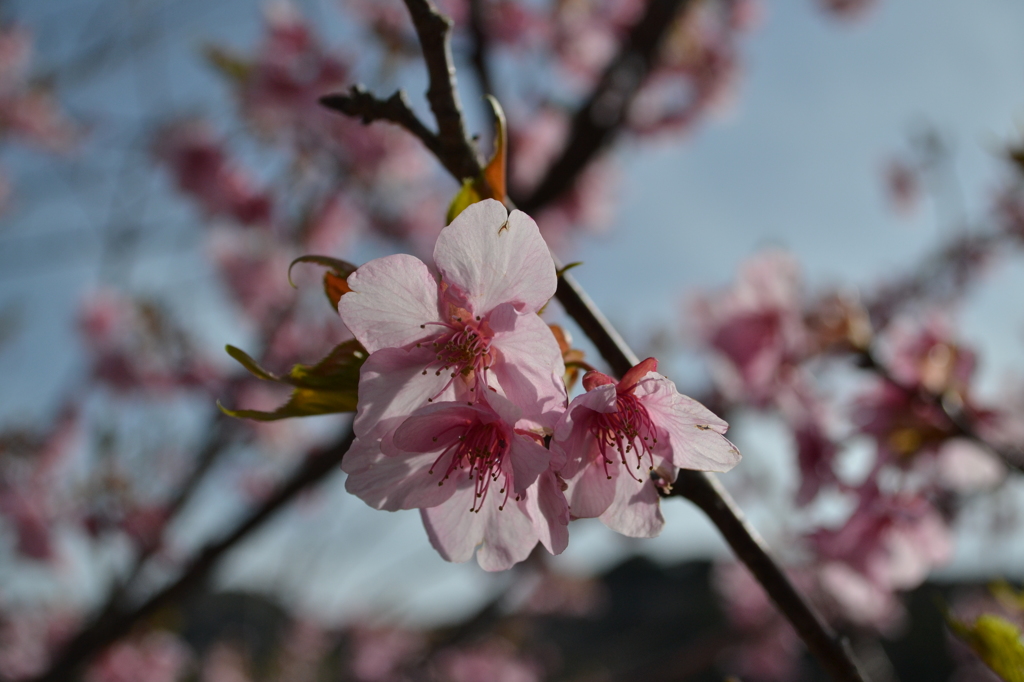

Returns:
86,631,191,682
435,642,541,682
812,485,951,597
154,120,273,227
348,625,423,682
690,250,806,404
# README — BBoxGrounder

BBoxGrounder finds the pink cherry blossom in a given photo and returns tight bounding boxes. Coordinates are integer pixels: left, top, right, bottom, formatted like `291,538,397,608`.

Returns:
154,120,273,227
339,199,566,448
339,200,568,569
689,250,806,405
345,391,568,571
553,358,740,537
811,484,951,598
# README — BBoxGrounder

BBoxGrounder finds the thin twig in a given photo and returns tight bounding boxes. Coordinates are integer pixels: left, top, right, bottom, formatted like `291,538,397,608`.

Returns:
401,0,484,181
320,86,452,176
516,0,696,213
27,426,355,682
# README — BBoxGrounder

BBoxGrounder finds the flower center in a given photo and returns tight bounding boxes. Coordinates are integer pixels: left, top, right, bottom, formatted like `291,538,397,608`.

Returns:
589,392,658,481
418,316,493,400
428,421,514,512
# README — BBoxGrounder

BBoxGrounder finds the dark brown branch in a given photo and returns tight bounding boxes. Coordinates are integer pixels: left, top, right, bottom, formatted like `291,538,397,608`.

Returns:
319,86,455,176
401,0,484,180
516,0,696,213
667,472,870,682
28,426,355,682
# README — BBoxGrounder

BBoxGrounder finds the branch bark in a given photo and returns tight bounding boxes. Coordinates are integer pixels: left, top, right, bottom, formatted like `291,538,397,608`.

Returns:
516,0,695,213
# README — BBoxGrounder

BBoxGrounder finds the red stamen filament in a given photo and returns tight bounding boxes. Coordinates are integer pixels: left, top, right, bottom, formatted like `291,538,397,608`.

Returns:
590,393,658,482
419,319,492,401
427,422,512,512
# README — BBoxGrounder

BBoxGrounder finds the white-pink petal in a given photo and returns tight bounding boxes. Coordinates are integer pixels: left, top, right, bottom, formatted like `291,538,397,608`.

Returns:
343,440,460,511
338,253,441,353
488,305,567,430
598,471,665,538
636,374,741,472
527,470,570,555
509,434,550,494
352,346,460,446
433,200,556,316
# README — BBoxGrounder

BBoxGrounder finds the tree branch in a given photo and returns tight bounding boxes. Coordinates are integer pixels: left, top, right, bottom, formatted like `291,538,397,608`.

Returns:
28,426,355,682
516,0,696,213
401,0,484,181
667,472,870,682
320,2,872,679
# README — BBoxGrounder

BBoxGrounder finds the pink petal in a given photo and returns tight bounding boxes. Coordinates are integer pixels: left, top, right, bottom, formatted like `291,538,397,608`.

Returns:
553,385,617,442
421,486,487,563
599,472,665,538
509,432,551,494
338,253,441,353
582,370,615,391
618,357,658,393
488,305,567,429
433,200,556,316
352,346,461,446
527,469,570,555
564,453,616,519
477,496,542,571
344,440,461,511
637,374,741,472
392,403,479,452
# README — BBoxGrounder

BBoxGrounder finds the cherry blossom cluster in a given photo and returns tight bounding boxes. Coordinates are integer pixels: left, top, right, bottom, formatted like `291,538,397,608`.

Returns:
339,200,740,570
691,245,1023,678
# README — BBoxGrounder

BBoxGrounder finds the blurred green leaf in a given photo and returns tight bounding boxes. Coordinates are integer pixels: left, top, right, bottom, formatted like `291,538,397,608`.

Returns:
203,45,251,83
219,339,367,421
949,613,1024,682
288,255,358,312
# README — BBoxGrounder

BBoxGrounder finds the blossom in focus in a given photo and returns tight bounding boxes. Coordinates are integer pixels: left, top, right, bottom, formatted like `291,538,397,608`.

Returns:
553,358,740,537
339,199,565,444
346,392,568,570
339,199,567,568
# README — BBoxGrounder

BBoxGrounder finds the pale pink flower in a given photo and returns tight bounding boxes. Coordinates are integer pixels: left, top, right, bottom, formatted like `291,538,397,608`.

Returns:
339,200,568,568
339,199,565,447
881,315,976,395
345,391,569,571
553,358,740,537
